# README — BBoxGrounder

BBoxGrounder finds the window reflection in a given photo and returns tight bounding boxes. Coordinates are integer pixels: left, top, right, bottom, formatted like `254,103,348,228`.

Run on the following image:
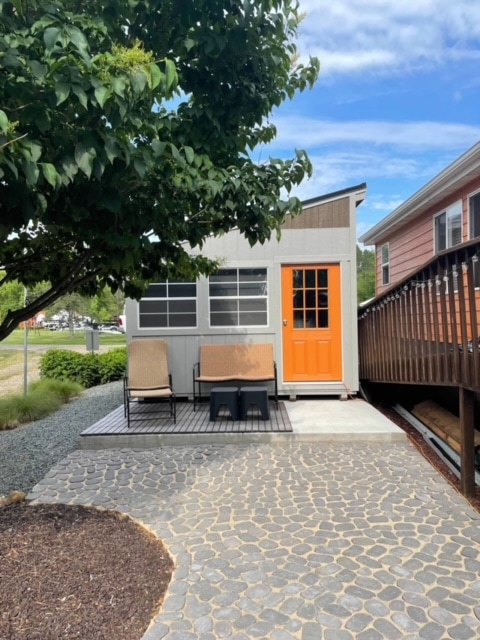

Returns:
289,268,330,329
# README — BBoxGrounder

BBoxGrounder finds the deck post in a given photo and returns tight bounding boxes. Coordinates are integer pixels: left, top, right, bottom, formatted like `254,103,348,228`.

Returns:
459,387,476,498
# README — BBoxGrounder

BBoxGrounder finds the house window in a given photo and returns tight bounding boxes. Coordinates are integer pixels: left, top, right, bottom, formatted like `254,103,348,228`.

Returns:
381,244,390,285
139,280,197,328
469,192,480,239
209,268,268,327
435,201,462,253
469,192,480,287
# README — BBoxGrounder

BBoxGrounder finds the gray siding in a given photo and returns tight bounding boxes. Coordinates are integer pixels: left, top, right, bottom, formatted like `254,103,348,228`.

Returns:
126,187,365,398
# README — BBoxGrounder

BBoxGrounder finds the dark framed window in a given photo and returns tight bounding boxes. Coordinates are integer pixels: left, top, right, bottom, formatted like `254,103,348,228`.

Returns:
139,280,197,328
381,243,390,285
469,192,480,239
209,268,268,327
292,268,329,329
469,192,480,286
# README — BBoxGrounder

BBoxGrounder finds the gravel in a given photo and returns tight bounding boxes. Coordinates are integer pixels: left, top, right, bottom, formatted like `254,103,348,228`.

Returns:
0,381,123,497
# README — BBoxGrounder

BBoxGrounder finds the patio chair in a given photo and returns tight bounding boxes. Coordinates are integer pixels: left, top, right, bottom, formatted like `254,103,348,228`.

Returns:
124,339,176,427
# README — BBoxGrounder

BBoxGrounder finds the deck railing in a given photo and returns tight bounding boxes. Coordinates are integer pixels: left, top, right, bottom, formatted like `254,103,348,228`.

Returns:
358,239,480,389
358,238,480,497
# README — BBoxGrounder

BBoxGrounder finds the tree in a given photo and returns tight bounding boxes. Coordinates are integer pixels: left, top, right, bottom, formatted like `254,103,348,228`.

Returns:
357,246,375,304
0,0,319,340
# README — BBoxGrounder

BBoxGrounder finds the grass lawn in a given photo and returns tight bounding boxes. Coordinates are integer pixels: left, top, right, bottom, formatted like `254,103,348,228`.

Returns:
2,329,126,347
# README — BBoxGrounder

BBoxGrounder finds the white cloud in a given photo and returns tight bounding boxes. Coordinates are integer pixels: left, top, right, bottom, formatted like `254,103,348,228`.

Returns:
270,117,480,151
297,0,480,76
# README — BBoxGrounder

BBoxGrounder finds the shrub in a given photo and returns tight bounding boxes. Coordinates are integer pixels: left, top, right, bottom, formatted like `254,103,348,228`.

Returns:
98,348,127,384
40,348,126,388
40,350,100,387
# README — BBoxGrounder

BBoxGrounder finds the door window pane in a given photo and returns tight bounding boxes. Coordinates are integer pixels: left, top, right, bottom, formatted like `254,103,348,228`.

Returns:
318,269,328,288
305,269,316,288
290,267,330,329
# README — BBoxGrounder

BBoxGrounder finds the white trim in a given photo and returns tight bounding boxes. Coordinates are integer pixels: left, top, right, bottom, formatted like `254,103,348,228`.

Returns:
359,142,480,244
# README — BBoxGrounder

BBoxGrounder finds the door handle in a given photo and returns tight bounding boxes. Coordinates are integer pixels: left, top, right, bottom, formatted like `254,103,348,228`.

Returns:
283,319,288,326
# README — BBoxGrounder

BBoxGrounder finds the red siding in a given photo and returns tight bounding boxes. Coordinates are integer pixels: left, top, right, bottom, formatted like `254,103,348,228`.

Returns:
374,175,480,295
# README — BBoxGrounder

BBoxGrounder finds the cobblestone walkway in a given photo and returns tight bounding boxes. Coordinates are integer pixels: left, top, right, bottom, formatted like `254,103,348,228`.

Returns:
28,442,480,640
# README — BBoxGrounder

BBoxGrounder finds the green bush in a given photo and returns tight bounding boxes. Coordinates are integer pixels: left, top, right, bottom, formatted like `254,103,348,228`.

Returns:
98,348,127,384
0,378,83,429
40,350,100,387
40,348,126,388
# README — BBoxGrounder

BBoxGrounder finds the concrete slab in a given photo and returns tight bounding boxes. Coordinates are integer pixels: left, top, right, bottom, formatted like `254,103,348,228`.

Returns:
285,397,407,443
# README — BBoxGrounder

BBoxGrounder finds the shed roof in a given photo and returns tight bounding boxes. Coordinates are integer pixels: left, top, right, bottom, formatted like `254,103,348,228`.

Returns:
359,141,480,245
302,182,367,209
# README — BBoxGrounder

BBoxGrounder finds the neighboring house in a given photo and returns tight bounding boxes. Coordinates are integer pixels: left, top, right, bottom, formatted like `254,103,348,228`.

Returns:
125,183,367,400
359,141,480,295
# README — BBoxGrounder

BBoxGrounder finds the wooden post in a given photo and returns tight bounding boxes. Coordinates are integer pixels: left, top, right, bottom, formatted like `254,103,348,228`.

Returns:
459,386,476,498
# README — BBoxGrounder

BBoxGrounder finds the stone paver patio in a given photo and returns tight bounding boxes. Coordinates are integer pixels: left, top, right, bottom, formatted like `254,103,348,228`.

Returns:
28,441,480,640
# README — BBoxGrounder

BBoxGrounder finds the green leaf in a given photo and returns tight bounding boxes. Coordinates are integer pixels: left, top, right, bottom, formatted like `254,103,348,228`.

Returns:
72,85,88,109
0,110,8,133
184,146,194,164
111,77,126,97
74,144,97,178
131,70,147,94
62,156,79,181
148,63,162,89
29,60,47,79
41,163,58,187
151,139,166,157
134,158,146,177
23,161,40,186
94,86,111,108
184,37,195,51
44,27,61,51
104,137,120,163
67,26,89,55
164,59,177,91
55,82,70,105
170,144,183,166
29,142,42,163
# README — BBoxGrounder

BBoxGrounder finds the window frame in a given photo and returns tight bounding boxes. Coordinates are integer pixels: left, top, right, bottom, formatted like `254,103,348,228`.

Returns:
381,243,390,286
434,200,462,253
208,267,268,328
138,280,197,329
468,189,480,240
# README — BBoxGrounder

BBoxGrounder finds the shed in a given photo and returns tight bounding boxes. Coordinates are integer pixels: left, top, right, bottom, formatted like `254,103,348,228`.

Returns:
125,183,367,400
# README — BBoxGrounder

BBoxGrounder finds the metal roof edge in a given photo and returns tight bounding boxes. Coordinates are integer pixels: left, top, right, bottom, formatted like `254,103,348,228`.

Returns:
301,182,367,209
359,142,480,245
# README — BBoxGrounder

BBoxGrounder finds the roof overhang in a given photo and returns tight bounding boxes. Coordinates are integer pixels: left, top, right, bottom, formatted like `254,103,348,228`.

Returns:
302,182,367,210
359,142,480,245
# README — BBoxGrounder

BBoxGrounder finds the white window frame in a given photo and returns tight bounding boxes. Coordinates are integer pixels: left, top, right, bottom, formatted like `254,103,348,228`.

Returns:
209,267,268,328
381,243,390,286
138,280,197,329
434,200,462,253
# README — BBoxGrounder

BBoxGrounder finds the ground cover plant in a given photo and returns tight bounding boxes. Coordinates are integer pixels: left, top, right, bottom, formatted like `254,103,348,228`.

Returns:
0,378,83,429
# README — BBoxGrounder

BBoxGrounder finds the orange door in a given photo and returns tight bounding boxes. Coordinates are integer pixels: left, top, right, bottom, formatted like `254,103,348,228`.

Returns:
281,264,342,381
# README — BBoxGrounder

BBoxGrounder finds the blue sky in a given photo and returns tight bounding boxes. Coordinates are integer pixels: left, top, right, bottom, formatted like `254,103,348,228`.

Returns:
262,0,480,241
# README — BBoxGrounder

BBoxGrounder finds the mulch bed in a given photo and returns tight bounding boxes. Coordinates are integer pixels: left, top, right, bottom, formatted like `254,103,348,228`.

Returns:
0,503,174,640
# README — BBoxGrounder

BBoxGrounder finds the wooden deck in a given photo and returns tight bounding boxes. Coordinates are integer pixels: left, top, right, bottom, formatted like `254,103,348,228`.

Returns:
81,400,292,440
